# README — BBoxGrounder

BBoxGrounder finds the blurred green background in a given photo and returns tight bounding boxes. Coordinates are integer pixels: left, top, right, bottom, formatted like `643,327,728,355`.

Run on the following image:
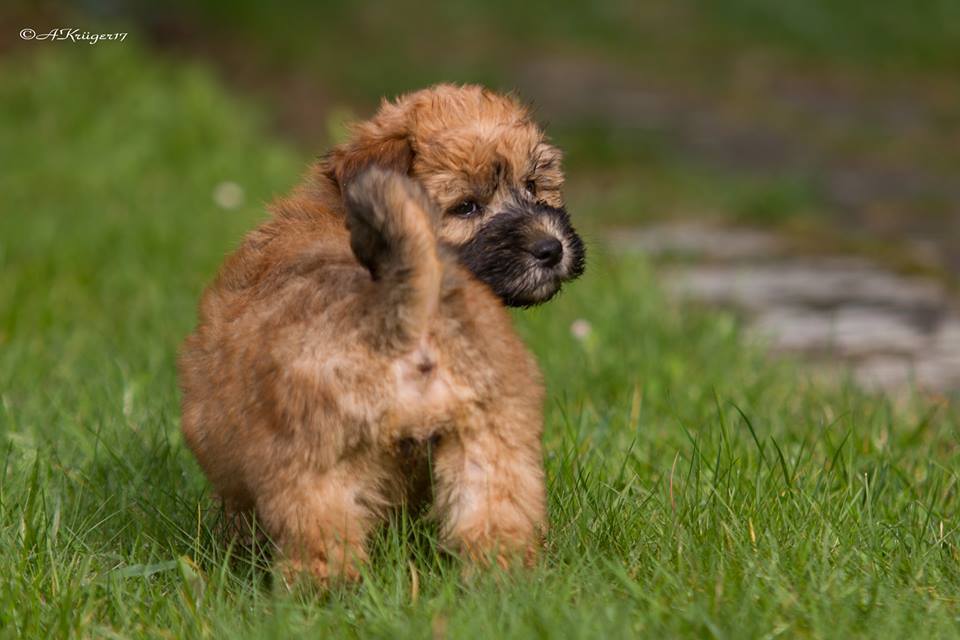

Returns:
7,0,960,275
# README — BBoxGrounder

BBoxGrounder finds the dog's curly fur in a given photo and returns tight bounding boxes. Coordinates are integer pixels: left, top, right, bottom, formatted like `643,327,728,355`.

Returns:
180,169,548,582
295,83,584,307
178,85,586,583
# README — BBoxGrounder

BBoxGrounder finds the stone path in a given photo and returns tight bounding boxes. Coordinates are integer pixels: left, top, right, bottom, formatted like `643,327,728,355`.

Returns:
610,222,960,394
522,58,960,275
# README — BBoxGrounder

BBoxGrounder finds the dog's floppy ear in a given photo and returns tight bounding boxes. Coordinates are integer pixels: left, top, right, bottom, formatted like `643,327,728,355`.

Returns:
322,102,414,191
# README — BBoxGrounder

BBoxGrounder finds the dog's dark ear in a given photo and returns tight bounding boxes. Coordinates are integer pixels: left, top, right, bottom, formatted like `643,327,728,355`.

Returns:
322,103,414,191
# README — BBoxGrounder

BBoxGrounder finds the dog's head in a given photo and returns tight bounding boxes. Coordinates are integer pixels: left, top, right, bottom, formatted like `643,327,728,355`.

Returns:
321,84,585,307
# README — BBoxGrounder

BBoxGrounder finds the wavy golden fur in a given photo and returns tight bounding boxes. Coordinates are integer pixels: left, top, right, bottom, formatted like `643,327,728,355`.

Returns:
180,168,547,582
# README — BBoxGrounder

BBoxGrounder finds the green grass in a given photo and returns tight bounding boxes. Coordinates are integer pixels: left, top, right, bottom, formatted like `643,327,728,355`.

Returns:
3,46,960,639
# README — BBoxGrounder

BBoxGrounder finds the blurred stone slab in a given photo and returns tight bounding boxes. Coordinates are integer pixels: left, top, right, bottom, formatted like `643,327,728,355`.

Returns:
607,223,782,260
614,223,960,394
749,305,928,355
662,261,946,312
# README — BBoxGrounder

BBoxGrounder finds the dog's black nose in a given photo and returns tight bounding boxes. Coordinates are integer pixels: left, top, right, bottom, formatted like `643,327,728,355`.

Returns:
529,237,563,267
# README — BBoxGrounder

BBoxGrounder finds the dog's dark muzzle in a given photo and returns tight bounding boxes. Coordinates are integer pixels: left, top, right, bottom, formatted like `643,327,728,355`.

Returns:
452,202,585,307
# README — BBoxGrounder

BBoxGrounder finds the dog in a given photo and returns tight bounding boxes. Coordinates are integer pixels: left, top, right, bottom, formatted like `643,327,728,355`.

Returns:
180,169,551,582
290,83,585,307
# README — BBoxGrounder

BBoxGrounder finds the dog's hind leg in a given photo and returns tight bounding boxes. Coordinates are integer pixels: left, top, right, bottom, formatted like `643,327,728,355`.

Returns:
256,458,384,584
431,423,547,568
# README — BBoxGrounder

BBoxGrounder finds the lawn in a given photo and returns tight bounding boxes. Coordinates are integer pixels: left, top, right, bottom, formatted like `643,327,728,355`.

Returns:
2,45,959,638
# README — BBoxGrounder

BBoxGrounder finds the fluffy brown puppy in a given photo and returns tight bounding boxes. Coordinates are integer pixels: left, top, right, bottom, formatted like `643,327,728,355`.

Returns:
295,83,584,307
180,168,549,582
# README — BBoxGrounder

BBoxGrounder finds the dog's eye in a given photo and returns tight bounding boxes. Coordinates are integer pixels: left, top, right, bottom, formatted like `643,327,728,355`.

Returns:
525,179,537,196
449,200,482,218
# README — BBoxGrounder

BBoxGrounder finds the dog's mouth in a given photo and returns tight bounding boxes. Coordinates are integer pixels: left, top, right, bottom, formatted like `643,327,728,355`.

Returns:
453,205,585,308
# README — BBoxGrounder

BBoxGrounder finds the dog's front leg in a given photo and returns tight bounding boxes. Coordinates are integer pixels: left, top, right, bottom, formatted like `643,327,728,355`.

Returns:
432,428,547,569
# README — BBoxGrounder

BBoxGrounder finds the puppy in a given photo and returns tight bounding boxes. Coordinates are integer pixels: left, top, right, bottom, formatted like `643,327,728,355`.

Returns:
179,168,551,582
290,83,585,307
